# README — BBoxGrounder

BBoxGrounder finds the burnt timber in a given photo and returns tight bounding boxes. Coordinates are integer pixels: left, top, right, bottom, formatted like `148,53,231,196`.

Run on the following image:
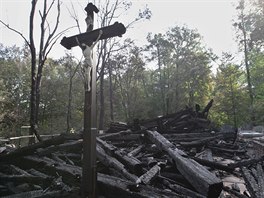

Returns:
0,101,264,198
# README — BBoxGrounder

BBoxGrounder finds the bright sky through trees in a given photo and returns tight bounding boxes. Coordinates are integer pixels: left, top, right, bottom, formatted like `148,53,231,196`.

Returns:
0,0,239,60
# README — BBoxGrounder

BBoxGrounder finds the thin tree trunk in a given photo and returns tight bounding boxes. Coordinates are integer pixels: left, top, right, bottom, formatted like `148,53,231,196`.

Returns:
230,79,237,128
29,0,38,145
157,45,166,115
35,73,41,125
109,64,114,122
99,66,105,130
241,11,255,125
66,75,73,133
99,40,108,130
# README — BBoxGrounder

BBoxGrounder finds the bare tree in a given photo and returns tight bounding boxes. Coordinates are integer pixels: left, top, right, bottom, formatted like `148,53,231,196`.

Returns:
95,0,151,129
0,0,66,144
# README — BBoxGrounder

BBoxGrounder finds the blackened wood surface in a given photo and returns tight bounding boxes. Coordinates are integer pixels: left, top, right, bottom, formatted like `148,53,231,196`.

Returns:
0,134,72,161
145,130,223,198
136,163,161,184
61,22,126,49
97,145,138,182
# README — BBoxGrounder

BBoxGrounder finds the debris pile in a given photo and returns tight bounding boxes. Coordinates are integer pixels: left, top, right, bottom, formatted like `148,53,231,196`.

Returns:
0,100,263,198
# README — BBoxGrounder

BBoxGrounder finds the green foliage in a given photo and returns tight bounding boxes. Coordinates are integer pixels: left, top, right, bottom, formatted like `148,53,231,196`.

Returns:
250,51,264,124
233,0,264,125
1,0,264,135
146,25,213,113
211,53,249,127
38,57,84,133
0,44,30,136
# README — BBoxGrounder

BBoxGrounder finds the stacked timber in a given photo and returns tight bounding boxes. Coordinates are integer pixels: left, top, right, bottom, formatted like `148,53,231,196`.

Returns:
0,100,263,198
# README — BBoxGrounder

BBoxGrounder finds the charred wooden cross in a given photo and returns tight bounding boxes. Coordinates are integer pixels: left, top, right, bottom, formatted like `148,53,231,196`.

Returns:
60,3,126,198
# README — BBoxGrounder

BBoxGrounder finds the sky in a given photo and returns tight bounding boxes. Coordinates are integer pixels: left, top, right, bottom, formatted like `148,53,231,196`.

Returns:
0,0,240,62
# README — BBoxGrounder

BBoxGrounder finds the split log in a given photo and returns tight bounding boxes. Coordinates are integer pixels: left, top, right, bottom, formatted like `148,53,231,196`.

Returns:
97,138,143,174
241,167,261,198
145,130,223,198
10,165,32,176
128,145,144,157
136,163,161,185
256,163,264,198
97,144,138,182
27,169,53,180
51,153,67,164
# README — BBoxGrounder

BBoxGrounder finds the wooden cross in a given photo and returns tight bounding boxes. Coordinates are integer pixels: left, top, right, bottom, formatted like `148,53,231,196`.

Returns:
60,3,126,198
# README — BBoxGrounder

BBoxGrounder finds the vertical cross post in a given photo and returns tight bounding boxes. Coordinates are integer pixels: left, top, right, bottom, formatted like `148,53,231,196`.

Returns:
82,61,97,197
60,3,126,197
82,3,98,197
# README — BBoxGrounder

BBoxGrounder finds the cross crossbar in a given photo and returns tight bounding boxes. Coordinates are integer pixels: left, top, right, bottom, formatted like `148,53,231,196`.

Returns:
60,22,126,49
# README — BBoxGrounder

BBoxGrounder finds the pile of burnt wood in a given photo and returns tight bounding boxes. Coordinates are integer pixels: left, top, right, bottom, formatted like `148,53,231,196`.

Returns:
0,100,263,198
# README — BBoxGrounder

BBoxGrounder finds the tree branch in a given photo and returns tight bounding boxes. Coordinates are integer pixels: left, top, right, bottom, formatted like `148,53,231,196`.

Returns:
0,20,30,47
67,2,82,34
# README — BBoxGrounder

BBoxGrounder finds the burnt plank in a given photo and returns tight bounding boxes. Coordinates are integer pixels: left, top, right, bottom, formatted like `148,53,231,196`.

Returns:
97,144,138,182
0,134,74,162
145,130,223,198
241,167,260,198
97,138,143,174
136,163,161,185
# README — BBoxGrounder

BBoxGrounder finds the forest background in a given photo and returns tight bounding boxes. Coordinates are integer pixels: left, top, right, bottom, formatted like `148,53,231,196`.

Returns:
0,0,263,138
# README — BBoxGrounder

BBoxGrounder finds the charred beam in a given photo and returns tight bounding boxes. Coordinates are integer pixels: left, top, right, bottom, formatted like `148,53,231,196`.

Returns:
145,130,223,197
60,22,126,49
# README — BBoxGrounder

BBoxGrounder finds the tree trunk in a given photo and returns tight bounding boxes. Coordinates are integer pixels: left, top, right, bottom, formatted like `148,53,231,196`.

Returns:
99,40,108,130
66,75,73,133
230,79,238,128
109,64,114,122
157,45,166,115
35,72,42,127
29,0,38,145
99,65,105,130
241,10,255,125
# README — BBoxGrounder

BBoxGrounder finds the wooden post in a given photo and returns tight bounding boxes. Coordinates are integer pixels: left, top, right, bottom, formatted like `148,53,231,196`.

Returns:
60,3,126,197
